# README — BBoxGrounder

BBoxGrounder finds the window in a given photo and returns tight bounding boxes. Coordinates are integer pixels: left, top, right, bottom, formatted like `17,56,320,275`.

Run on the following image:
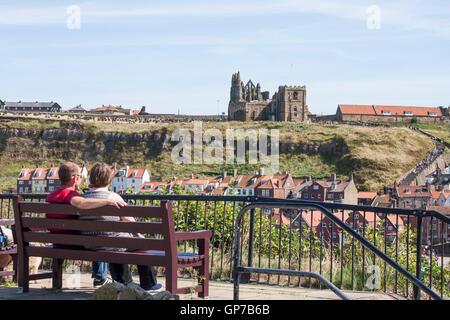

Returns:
19,187,23,192
49,187,54,191
132,179,135,183
313,185,319,190
322,223,326,227
404,111,413,116
354,214,359,219
328,194,333,199
388,226,393,231
19,181,24,185
25,187,28,192
317,194,321,199
428,112,438,117
49,180,54,184
332,232,337,239
311,194,315,199
389,236,395,241
432,224,436,231
303,193,308,199
329,223,333,228
382,111,391,115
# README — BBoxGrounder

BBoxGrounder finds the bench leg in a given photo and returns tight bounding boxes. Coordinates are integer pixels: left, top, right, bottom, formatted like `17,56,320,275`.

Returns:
166,265,178,295
17,253,29,293
197,263,209,299
52,259,63,290
197,239,209,299
12,254,17,283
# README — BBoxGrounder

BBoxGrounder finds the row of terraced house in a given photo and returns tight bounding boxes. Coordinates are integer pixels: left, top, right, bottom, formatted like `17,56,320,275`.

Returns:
16,165,450,245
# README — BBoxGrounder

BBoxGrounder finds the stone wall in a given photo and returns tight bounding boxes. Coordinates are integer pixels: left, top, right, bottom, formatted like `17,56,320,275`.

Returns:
339,114,445,124
0,111,227,123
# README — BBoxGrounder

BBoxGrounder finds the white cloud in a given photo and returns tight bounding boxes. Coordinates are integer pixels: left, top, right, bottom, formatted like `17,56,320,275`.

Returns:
1,0,449,38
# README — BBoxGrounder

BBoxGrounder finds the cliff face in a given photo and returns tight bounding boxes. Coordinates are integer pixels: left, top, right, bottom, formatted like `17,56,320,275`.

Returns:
0,126,347,164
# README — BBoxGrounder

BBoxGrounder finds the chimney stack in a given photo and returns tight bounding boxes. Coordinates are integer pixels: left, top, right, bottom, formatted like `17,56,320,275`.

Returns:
233,169,237,178
259,168,264,176
332,173,336,182
191,173,195,179
222,170,227,179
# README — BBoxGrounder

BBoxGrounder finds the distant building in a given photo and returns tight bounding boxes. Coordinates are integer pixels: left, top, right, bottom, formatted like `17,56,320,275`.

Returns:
4,101,62,112
92,105,121,114
297,174,358,205
68,105,87,113
336,104,443,123
111,166,150,193
17,164,87,193
358,192,377,206
394,185,434,209
228,72,310,122
0,100,4,110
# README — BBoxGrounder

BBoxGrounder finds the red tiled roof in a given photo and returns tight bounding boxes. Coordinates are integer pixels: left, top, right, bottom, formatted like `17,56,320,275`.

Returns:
358,192,377,199
127,168,146,179
430,189,441,199
47,167,60,180
140,182,165,193
94,105,119,112
132,110,140,116
396,186,432,198
31,168,50,180
184,179,209,185
18,168,34,180
338,104,441,117
338,105,376,115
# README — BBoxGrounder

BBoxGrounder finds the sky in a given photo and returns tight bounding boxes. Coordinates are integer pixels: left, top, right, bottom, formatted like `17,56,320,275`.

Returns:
0,0,450,115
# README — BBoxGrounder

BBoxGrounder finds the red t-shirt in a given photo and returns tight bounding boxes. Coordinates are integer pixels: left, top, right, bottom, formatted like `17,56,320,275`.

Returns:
46,188,81,234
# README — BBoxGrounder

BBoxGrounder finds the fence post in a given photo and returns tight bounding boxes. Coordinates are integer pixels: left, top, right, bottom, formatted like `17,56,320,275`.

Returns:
413,213,423,300
241,208,256,283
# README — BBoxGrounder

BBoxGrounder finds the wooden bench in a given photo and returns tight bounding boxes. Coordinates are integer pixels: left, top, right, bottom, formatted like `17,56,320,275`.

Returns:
13,196,212,298
0,219,17,280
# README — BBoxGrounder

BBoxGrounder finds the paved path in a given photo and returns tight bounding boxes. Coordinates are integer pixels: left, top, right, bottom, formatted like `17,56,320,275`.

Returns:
0,272,404,300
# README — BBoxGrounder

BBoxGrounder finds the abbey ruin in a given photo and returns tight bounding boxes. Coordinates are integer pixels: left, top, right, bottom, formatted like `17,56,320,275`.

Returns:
228,72,310,122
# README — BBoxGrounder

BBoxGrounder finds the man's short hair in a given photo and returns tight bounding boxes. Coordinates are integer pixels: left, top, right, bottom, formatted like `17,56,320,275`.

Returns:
58,162,81,185
89,163,113,188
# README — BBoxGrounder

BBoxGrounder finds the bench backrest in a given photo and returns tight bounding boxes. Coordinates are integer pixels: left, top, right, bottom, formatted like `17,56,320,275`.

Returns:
12,196,178,266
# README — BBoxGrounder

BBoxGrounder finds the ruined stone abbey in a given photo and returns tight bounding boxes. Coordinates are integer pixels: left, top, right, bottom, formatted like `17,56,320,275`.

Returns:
228,72,310,122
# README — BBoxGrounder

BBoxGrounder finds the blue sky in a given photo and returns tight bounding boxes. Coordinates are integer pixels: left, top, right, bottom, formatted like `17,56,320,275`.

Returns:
1,0,450,115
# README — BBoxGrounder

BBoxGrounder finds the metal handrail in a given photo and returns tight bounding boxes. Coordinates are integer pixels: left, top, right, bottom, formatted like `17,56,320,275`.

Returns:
232,202,443,300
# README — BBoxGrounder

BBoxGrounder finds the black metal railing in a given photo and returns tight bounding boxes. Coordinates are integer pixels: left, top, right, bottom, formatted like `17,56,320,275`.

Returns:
1,193,448,300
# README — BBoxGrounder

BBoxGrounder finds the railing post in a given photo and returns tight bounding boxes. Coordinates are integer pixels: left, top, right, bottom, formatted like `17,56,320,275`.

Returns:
242,208,256,283
413,213,423,300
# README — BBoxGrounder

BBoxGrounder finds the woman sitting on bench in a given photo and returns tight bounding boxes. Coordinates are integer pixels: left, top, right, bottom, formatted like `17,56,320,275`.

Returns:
80,162,162,292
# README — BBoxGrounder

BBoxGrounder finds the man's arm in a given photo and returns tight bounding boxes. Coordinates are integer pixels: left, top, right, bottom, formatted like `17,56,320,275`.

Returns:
70,196,128,210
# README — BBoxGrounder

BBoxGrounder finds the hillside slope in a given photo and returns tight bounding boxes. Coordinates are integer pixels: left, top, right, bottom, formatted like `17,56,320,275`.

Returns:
0,117,435,192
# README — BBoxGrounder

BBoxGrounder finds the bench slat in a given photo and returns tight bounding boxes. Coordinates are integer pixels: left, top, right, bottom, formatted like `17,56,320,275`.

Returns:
22,217,166,235
24,232,167,251
19,203,164,218
25,247,168,266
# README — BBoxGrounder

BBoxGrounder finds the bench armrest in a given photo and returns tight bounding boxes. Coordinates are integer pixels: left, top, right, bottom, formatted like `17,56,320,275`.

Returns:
175,230,212,241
